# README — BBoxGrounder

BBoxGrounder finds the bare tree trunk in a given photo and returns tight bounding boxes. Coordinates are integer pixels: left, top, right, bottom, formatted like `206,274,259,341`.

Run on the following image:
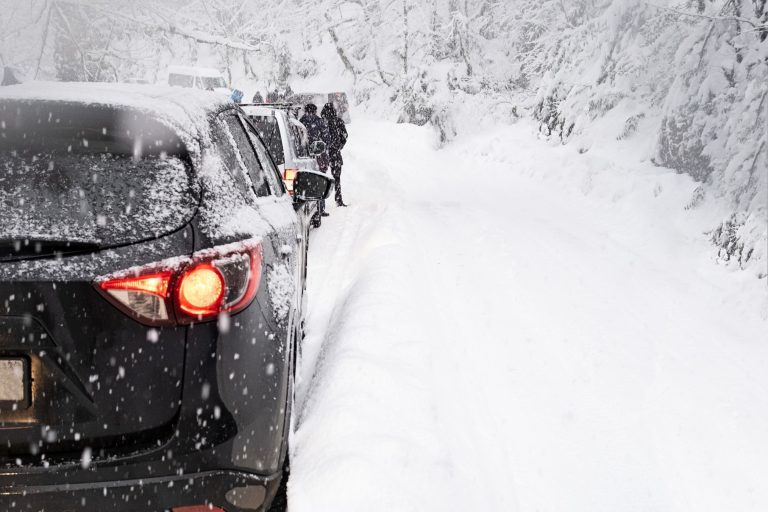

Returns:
243,50,256,79
225,46,232,86
402,0,409,76
52,1,90,81
360,0,391,86
34,2,52,79
93,23,115,82
372,36,391,86
430,0,440,57
325,12,357,80
459,38,472,76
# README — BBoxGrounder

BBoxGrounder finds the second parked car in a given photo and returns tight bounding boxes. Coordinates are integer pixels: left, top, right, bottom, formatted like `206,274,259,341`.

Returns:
242,104,327,228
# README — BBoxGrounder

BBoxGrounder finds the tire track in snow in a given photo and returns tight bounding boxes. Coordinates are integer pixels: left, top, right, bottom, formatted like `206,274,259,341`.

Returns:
294,200,385,424
289,128,471,511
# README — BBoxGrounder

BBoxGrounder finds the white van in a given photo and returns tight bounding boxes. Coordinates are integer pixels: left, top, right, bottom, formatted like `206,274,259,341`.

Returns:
166,66,230,95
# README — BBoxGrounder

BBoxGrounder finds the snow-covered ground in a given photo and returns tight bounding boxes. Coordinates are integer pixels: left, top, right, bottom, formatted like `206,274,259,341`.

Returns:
289,117,768,512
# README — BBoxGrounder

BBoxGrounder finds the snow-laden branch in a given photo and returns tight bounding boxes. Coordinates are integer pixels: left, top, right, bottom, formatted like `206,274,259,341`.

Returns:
87,3,266,53
645,2,764,29
160,23,262,52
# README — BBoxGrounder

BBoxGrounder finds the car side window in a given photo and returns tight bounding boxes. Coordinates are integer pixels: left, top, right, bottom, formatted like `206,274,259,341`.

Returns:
250,115,285,166
291,123,310,158
222,114,271,198
240,115,286,197
211,119,257,199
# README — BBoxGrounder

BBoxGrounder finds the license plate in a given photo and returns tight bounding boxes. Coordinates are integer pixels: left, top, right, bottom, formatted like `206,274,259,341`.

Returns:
0,358,27,403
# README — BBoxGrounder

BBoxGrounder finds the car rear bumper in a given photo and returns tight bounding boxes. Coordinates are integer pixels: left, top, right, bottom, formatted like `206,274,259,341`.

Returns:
0,469,280,512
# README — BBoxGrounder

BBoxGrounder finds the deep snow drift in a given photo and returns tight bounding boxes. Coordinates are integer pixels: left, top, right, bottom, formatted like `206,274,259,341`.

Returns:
290,118,767,512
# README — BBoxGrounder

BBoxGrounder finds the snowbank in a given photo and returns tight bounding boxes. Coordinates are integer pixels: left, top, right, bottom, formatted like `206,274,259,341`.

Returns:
291,118,768,512
527,1,767,279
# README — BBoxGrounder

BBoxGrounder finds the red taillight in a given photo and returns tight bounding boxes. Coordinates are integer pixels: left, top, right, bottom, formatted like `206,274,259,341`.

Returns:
283,168,298,196
96,242,262,325
177,263,225,317
100,272,172,297
98,272,174,323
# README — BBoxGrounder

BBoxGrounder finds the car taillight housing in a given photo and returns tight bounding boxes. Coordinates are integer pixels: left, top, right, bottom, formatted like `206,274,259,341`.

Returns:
96,242,262,326
283,168,298,196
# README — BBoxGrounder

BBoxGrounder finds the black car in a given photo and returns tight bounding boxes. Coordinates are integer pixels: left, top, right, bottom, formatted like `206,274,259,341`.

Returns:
0,83,331,511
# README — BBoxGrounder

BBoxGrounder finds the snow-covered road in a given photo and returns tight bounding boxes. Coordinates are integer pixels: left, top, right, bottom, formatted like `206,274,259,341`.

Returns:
288,118,768,512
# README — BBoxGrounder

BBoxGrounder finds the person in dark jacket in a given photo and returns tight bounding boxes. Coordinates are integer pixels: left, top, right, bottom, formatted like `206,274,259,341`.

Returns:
300,103,331,217
321,102,349,207
299,103,330,149
266,89,279,103
252,90,264,103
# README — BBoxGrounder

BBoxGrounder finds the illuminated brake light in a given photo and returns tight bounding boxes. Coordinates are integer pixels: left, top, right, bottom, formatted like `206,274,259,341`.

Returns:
100,272,171,297
99,272,173,323
95,243,263,326
177,264,225,317
283,168,298,196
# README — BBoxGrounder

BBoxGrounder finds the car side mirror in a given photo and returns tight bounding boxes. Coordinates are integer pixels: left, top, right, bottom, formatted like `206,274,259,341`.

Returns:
294,170,332,202
310,140,326,156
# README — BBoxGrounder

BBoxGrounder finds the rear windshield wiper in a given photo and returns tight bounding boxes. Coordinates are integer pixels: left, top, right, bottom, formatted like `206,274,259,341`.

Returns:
0,239,100,262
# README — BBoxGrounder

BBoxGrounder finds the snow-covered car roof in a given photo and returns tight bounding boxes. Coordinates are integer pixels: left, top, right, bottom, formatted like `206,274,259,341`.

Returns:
167,65,224,78
0,81,231,142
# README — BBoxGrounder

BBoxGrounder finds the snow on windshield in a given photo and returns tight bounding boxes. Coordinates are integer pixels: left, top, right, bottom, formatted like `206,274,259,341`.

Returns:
0,99,200,250
0,152,196,247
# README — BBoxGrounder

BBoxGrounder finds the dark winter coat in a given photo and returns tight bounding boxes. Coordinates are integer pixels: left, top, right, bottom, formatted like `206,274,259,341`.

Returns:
299,112,330,146
300,112,331,171
321,103,348,165
252,91,264,103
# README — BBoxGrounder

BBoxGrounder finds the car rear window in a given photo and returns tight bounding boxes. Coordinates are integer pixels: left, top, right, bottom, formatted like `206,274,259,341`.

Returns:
169,74,194,88
0,101,198,254
249,115,285,165
200,76,227,90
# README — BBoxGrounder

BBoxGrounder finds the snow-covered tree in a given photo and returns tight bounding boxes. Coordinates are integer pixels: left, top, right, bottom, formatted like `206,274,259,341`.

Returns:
0,0,765,274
